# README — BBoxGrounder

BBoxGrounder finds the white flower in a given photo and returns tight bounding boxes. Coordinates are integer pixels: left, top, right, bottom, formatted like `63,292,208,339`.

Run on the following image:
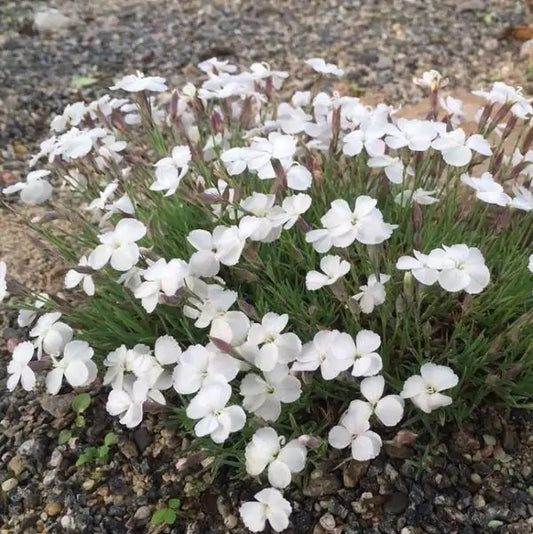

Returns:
110,71,167,92
0,261,6,302
187,226,246,275
394,189,439,206
173,344,239,394
431,129,492,167
353,274,390,314
461,172,511,207
51,101,86,133
305,255,350,291
89,218,147,271
106,376,149,428
198,57,237,74
396,249,453,286
3,170,52,205
240,365,301,421
210,310,251,348
335,330,383,377
437,244,490,294
46,340,97,394
186,382,246,443
57,127,106,160
291,330,352,380
509,185,533,212
103,344,150,389
277,103,314,135
246,133,297,180
401,363,458,413
249,62,289,89
268,194,312,229
360,375,404,426
529,254,533,274
30,312,73,359
385,118,445,152
473,82,533,119
239,193,280,242
440,96,464,127
151,146,191,196
306,196,397,252
7,342,36,392
328,400,382,461
64,256,95,296
305,58,344,77
286,164,312,191
413,70,448,90
134,258,190,313
221,147,249,175
240,488,292,533
367,154,408,184
245,428,307,488
247,313,302,372
17,293,48,328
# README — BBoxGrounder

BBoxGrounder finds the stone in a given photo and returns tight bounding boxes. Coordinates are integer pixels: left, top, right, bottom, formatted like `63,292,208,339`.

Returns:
456,0,484,12
34,8,74,33
40,394,75,418
8,454,25,476
118,440,138,459
474,494,486,509
520,40,533,61
1,478,18,492
133,506,151,525
343,461,369,488
319,512,336,531
224,514,238,529
134,428,152,452
45,501,63,517
384,492,409,515
304,471,342,497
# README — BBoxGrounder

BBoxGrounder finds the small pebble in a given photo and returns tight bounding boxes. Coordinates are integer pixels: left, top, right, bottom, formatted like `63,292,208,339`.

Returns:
1,478,18,492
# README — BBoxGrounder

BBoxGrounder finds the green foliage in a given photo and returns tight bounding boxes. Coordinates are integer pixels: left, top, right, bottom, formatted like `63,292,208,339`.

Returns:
151,498,181,525
75,433,116,466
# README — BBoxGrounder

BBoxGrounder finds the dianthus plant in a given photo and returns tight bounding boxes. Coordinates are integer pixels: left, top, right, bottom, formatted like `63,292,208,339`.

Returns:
3,60,533,532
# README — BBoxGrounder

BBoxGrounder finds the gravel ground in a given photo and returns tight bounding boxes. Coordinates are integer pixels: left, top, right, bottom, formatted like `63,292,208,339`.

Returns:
1,1,533,533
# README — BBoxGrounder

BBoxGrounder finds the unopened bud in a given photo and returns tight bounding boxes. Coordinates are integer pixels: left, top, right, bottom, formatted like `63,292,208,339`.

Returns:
403,272,414,303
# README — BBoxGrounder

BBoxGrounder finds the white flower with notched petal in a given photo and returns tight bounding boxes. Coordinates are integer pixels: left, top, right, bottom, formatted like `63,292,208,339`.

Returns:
57,127,106,160
269,194,312,229
437,244,490,294
431,129,492,167
7,342,36,392
239,193,280,243
247,133,297,180
106,376,149,428
110,71,167,92
173,344,239,394
184,279,238,328
509,185,533,212
401,363,458,413
89,218,147,271
360,375,404,426
385,118,445,152
245,427,307,489
17,293,48,328
240,365,301,421
328,400,382,461
249,62,289,89
186,382,246,444
305,58,344,77
286,163,313,190
353,273,390,314
134,258,190,313
367,153,409,184
413,70,448,90
240,488,292,533
151,146,191,196
30,312,73,359
187,225,246,276
46,340,97,394
473,82,533,119
3,170,52,205
440,96,464,127
292,330,352,380
277,103,314,136
331,330,382,377
396,248,454,286
394,188,439,206
306,196,397,253
247,313,302,372
460,172,511,207
64,256,95,296
305,255,350,291
198,57,237,75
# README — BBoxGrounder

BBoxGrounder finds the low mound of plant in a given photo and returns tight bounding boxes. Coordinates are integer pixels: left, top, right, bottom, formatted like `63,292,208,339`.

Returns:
2,59,532,532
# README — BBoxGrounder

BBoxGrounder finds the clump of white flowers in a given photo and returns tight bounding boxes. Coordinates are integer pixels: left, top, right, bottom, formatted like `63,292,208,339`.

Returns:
3,62,533,533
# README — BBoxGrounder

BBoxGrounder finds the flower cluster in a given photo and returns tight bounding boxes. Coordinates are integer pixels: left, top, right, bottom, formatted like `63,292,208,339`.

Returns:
3,60,533,533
